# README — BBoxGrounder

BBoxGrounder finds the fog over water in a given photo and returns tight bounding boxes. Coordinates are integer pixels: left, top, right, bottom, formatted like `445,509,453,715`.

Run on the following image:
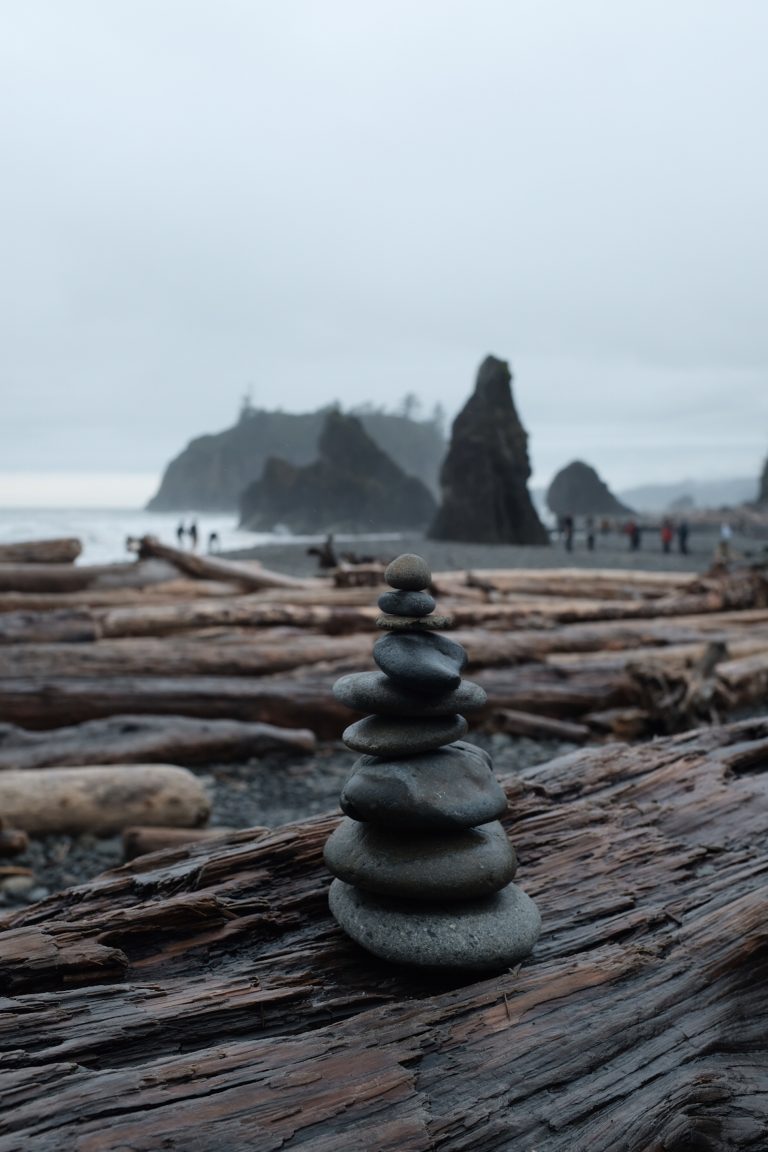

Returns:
2,1,767,497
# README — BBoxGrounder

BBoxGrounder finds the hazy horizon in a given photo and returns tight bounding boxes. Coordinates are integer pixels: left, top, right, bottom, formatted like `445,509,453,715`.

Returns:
2,1,767,494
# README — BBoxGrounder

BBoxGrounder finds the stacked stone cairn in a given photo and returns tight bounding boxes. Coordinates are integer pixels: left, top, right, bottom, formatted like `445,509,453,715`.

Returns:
325,552,541,970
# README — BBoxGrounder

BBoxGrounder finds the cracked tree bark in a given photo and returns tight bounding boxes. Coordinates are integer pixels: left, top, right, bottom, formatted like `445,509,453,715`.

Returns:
0,719,765,1150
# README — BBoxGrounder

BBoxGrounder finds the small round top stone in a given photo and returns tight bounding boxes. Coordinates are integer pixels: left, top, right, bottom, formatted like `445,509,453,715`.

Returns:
384,553,431,591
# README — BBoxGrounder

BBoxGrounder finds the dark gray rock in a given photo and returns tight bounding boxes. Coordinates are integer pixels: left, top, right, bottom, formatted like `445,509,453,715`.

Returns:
239,413,437,533
546,460,633,518
329,879,541,969
376,614,453,632
333,672,486,717
428,355,549,545
373,631,467,693
324,818,516,900
384,553,432,591
377,589,436,617
340,741,508,830
343,714,468,757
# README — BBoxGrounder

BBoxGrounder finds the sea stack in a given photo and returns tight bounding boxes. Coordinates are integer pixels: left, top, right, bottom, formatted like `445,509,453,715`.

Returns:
428,355,549,545
325,553,541,970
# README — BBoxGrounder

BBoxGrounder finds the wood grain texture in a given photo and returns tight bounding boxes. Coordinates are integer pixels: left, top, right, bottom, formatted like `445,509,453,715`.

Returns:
0,720,766,1150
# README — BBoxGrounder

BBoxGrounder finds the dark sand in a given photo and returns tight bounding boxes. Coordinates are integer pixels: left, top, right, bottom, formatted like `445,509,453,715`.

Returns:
224,527,764,578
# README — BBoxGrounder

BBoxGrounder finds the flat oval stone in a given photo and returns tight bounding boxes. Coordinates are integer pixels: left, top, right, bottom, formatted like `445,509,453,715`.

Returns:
376,614,453,631
377,589,436,617
343,714,467,757
341,742,508,830
324,818,516,900
333,672,486,717
374,631,467,693
384,553,431,591
329,879,541,970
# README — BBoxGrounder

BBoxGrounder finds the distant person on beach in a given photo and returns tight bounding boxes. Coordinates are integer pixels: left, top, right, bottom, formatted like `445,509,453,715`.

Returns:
307,532,338,570
625,519,642,552
207,531,220,553
719,521,732,560
563,515,574,552
176,521,185,546
188,520,199,551
660,518,674,554
585,516,595,552
678,520,689,555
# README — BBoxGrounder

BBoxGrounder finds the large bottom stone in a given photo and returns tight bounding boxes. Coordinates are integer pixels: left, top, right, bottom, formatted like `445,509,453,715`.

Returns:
324,818,516,900
328,879,541,970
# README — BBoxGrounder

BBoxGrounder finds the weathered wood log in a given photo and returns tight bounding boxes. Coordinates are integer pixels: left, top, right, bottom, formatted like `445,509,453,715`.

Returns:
0,579,246,612
0,765,210,834
0,559,183,595
0,609,100,645
490,707,591,743
0,721,765,1149
0,667,634,735
0,538,81,564
0,632,373,679
98,597,378,638
134,535,321,591
0,716,315,771
122,824,257,861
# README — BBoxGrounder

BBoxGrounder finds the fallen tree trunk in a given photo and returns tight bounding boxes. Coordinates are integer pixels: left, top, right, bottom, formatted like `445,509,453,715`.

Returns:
0,764,210,835
0,716,316,771
0,720,765,1150
122,824,250,860
0,666,634,735
0,538,81,564
0,609,100,645
0,559,184,595
134,535,322,591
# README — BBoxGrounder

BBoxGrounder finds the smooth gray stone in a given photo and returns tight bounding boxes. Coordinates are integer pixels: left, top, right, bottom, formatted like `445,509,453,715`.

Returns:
324,818,516,900
376,614,453,631
333,672,486,717
343,714,468,757
329,879,541,970
340,742,508,830
384,553,431,591
377,589,436,617
373,631,467,693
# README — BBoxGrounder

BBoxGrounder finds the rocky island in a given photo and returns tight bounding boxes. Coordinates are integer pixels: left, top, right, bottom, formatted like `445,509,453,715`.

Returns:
239,410,437,533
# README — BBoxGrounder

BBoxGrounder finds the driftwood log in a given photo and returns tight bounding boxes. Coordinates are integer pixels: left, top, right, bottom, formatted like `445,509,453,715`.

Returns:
0,716,316,771
134,536,321,591
0,765,210,835
0,538,81,564
0,720,766,1149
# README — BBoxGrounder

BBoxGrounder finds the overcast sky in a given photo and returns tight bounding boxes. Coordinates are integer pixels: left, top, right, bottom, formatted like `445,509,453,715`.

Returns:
2,0,767,496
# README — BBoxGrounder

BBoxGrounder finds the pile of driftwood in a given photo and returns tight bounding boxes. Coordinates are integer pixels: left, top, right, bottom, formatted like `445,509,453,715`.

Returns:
0,537,767,850
0,719,765,1149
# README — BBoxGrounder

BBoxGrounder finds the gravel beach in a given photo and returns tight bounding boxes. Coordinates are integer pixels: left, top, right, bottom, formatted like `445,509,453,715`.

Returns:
223,527,764,578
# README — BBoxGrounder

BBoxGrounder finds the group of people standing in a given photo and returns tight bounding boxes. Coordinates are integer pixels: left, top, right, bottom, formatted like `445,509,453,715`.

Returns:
176,521,220,553
557,515,691,554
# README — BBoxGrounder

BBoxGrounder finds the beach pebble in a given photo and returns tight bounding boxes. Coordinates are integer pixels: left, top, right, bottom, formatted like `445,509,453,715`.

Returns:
343,714,467,757
329,879,541,970
340,742,508,830
373,631,467,693
333,672,486,718
376,614,453,631
377,589,436,617
325,818,516,900
384,553,432,591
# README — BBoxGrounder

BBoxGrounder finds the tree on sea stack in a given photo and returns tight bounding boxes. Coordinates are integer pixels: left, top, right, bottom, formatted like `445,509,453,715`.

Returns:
324,552,540,969
759,455,768,505
428,355,549,544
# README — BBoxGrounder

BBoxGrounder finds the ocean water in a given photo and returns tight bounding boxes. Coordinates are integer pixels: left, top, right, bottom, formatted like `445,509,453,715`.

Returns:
0,508,406,566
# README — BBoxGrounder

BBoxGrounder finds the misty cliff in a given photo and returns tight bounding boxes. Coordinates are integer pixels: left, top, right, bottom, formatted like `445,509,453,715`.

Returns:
239,410,437,533
147,406,446,512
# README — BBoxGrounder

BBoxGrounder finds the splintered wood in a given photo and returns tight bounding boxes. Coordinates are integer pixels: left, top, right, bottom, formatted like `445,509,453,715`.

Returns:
0,721,765,1149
